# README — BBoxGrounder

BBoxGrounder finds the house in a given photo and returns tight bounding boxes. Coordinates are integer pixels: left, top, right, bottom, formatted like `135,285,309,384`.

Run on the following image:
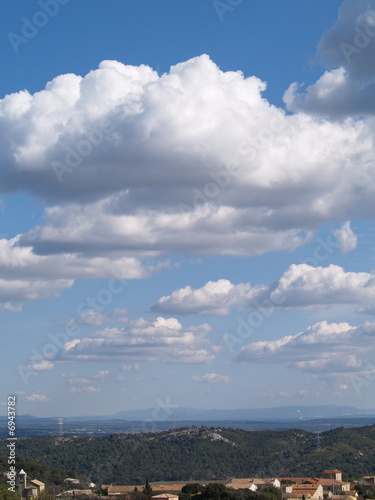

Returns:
103,485,137,495
283,484,324,500
30,480,45,494
324,471,343,482
226,479,258,491
152,494,180,500
252,478,281,489
318,479,350,493
357,477,375,496
152,485,185,494
24,485,40,499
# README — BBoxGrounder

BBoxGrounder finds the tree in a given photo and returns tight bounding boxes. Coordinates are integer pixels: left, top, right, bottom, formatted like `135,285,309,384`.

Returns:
182,483,205,495
143,478,153,497
0,483,18,500
200,483,229,500
365,486,375,499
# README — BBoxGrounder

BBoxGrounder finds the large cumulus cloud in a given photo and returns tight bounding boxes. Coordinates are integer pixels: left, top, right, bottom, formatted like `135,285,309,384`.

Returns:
1,53,375,305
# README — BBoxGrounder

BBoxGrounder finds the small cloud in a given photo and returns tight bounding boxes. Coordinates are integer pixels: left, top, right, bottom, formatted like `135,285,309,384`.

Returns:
70,386,101,394
122,364,139,371
0,303,23,312
333,221,357,253
278,391,292,398
28,361,54,371
66,377,91,385
26,393,48,402
338,384,349,390
298,390,309,396
94,370,109,379
192,373,231,384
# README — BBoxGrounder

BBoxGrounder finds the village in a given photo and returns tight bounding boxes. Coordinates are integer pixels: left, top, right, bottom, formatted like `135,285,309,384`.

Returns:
14,469,375,500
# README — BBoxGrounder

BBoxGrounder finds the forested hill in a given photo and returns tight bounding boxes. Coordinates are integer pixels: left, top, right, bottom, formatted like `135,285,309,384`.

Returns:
1,425,375,485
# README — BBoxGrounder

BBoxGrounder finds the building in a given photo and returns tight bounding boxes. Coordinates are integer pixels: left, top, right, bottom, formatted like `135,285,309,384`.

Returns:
318,479,350,494
283,484,324,500
324,471,343,482
226,479,258,491
24,485,40,499
17,470,45,499
152,494,180,500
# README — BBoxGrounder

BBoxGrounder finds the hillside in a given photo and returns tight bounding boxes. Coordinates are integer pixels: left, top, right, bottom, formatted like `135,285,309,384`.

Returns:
1,425,375,485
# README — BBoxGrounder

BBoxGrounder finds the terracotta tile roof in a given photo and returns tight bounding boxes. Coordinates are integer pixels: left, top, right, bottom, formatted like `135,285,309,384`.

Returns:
291,488,319,496
108,485,137,494
279,478,317,484
226,479,256,489
153,485,185,492
152,494,180,499
293,485,319,489
317,479,348,486
30,479,45,486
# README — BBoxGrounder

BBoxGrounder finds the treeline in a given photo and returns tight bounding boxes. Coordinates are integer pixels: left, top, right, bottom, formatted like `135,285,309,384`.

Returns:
0,425,375,485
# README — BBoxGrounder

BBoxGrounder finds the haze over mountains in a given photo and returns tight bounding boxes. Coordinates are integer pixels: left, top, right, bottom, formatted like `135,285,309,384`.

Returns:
2,405,375,423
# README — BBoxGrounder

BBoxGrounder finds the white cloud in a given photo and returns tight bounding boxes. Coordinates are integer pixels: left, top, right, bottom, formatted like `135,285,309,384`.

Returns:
122,364,140,371
0,55,374,267
66,308,128,328
192,373,231,383
236,320,375,379
0,235,148,305
26,393,49,402
27,361,54,371
333,221,358,252
284,0,375,117
0,302,23,312
153,279,255,315
0,276,73,303
70,386,101,394
153,264,375,315
58,316,215,364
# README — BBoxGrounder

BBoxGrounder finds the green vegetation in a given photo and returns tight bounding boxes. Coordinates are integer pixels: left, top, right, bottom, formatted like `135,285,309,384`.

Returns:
0,455,74,486
191,483,278,500
143,478,153,496
0,425,374,485
0,483,18,500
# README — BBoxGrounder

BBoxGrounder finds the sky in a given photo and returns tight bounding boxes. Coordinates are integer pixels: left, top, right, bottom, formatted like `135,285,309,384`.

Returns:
1,0,375,418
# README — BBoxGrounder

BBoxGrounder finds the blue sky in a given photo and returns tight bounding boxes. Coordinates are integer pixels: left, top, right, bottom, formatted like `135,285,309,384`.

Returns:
2,0,375,417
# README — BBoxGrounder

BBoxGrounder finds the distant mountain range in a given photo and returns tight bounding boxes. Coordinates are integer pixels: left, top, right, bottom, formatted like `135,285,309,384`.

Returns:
2,405,375,423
